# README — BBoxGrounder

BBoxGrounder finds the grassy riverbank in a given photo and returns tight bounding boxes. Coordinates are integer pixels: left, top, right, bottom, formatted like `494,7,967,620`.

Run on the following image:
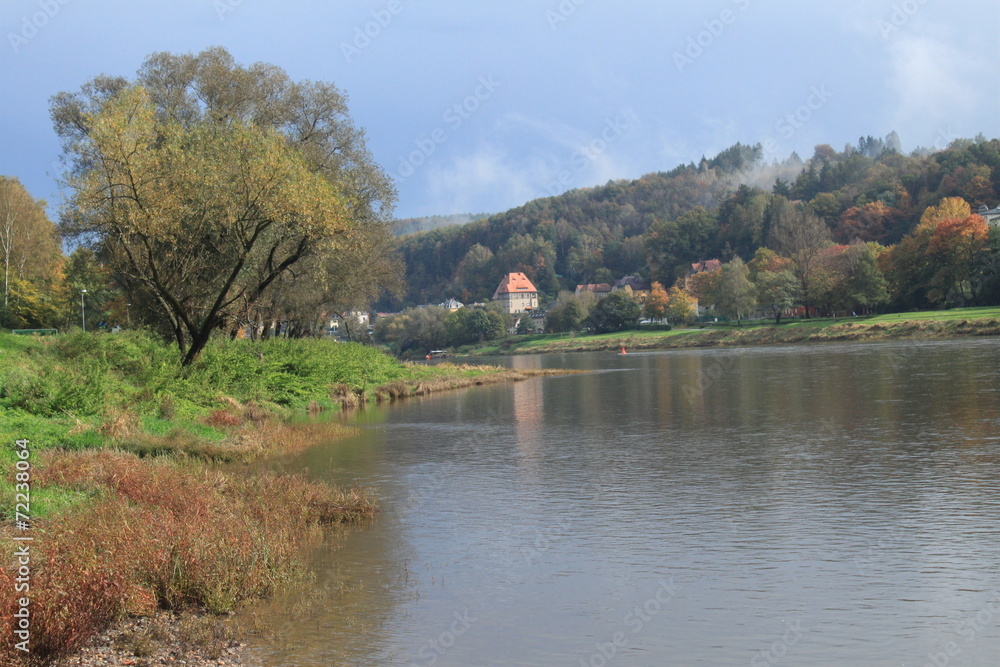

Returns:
463,307,1000,356
0,331,558,665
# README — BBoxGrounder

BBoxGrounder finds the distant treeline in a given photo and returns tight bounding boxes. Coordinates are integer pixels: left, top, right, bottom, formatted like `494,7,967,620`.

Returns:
387,135,1000,312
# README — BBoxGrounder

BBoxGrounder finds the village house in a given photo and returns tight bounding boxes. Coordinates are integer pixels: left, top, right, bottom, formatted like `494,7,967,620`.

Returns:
575,283,613,299
978,204,1000,227
329,311,371,337
493,272,539,314
685,259,722,318
439,298,464,312
612,275,652,303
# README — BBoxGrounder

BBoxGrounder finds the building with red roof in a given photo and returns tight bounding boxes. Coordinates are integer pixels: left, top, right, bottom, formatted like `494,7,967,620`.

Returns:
493,272,539,314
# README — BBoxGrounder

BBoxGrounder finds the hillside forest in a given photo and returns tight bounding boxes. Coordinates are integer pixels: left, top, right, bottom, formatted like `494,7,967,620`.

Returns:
390,135,1000,317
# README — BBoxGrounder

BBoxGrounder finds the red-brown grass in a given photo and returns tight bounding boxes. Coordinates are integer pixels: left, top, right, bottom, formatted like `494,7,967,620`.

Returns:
204,409,244,428
98,408,140,440
0,450,377,666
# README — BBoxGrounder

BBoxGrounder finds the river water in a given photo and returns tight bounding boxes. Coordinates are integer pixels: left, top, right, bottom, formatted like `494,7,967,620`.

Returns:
251,339,1000,666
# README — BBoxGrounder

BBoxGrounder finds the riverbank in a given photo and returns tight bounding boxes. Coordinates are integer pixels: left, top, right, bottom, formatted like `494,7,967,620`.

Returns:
463,307,1000,356
0,331,563,666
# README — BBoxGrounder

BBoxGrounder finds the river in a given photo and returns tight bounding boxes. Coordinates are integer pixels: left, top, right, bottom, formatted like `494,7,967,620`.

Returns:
250,338,1000,666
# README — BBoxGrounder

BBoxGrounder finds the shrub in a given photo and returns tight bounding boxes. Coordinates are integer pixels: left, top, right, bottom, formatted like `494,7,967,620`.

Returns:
0,450,377,665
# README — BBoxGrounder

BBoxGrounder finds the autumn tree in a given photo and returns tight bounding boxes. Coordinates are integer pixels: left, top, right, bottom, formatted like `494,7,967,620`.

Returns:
713,258,757,325
53,48,395,363
753,265,800,325
685,268,722,304
242,219,403,339
839,243,890,313
664,285,696,325
768,200,831,318
0,177,63,328
643,281,670,322
883,198,990,307
925,213,989,304
834,201,892,244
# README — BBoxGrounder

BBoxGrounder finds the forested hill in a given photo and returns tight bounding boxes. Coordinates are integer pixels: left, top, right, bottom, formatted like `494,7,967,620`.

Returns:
391,136,1000,307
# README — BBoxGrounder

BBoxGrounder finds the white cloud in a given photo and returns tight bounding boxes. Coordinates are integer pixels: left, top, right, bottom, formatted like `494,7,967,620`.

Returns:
421,110,644,214
423,144,548,215
887,35,987,146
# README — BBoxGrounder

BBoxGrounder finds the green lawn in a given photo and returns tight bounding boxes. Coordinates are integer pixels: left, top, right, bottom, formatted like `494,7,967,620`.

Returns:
465,306,1000,356
865,306,1000,322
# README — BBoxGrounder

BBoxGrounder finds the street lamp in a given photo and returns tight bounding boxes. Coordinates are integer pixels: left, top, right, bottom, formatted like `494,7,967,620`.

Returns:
80,289,87,332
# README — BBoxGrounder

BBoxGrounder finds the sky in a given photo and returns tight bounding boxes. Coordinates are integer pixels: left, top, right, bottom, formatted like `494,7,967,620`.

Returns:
1,0,998,221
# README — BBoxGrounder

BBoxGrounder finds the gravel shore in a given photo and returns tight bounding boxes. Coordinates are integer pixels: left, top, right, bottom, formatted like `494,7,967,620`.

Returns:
52,612,252,667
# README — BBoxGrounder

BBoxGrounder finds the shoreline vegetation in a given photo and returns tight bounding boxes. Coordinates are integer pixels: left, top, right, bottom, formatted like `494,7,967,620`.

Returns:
4,308,995,664
0,331,566,666
460,307,1000,356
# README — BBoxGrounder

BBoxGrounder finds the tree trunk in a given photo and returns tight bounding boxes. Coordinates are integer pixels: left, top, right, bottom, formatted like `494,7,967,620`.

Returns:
181,329,213,366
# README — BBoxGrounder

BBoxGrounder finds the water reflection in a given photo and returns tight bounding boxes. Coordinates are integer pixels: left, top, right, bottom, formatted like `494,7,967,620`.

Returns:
251,339,1000,666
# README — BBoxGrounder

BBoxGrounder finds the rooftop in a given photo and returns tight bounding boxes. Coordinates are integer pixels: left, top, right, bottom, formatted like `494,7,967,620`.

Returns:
494,272,539,298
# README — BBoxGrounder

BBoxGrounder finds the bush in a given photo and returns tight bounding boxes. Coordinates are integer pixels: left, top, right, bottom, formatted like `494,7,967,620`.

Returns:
588,292,641,333
0,450,378,665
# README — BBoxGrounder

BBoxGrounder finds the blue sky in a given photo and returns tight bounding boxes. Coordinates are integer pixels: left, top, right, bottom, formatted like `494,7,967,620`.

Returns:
2,0,998,220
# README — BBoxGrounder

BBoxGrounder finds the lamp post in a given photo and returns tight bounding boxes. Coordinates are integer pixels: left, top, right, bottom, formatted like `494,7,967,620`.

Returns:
80,289,87,332
126,303,132,328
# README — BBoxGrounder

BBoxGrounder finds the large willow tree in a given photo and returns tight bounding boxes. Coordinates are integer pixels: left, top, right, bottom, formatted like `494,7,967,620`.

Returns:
52,47,399,364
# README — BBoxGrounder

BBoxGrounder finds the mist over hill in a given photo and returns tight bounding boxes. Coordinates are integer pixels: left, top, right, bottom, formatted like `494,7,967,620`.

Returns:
386,134,1000,310
392,213,490,237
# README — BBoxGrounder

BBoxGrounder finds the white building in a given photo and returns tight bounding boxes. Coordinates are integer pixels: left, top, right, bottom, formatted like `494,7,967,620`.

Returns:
493,272,539,314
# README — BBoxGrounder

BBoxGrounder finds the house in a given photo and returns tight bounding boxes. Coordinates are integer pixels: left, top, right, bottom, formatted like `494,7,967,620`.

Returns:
978,204,1000,227
685,259,722,292
493,272,539,314
329,311,371,336
439,298,464,312
612,275,652,303
685,259,723,317
575,283,613,299
689,259,722,276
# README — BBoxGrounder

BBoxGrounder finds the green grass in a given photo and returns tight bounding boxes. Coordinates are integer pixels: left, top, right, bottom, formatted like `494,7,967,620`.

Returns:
0,329,532,464
0,331,410,426
866,306,1000,322
462,306,1000,356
